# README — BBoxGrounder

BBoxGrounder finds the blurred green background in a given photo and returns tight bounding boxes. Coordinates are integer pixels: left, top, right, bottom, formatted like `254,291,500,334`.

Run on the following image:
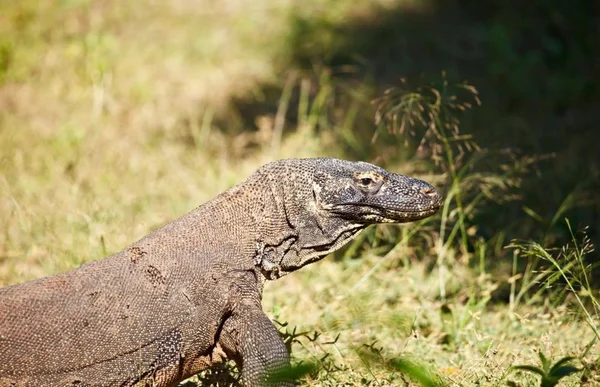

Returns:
0,0,598,385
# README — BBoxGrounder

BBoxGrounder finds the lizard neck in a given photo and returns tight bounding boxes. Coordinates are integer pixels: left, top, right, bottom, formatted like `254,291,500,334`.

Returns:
244,165,366,280
133,161,364,281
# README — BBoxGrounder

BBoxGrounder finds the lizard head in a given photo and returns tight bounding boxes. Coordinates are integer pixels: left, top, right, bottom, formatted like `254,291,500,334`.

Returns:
313,160,442,224
251,158,442,279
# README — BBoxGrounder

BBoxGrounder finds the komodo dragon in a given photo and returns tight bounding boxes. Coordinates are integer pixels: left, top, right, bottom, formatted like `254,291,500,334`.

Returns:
0,157,441,386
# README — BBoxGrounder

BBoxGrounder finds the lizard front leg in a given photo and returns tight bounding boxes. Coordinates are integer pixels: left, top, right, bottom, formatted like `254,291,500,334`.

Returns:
220,306,292,386
215,270,293,386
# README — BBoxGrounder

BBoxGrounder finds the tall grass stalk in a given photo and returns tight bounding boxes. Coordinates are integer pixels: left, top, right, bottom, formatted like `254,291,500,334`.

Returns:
509,220,599,340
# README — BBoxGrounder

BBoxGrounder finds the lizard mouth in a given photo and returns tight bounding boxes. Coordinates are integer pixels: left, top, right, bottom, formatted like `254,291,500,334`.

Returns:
378,205,441,223
330,200,441,223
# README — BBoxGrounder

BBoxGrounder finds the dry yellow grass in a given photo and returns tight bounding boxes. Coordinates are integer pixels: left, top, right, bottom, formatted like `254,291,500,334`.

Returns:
0,1,597,385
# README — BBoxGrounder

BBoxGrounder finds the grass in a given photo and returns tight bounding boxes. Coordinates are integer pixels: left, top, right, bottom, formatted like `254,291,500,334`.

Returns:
1,0,599,385
510,352,581,387
262,255,594,385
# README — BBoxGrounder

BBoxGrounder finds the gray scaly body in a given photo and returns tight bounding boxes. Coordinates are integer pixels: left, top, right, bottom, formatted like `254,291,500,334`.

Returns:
0,158,441,386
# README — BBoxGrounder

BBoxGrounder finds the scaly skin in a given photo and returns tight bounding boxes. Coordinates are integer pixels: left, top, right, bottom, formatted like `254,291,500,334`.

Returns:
0,158,441,386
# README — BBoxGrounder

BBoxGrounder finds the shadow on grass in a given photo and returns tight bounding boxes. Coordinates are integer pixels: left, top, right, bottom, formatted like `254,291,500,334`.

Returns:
209,0,599,256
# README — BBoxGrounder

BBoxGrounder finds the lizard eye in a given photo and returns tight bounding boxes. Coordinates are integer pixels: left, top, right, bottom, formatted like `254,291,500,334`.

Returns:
354,173,383,193
360,177,374,186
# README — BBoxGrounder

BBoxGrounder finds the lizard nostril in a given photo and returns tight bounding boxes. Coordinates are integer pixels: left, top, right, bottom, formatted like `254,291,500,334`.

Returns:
421,187,437,198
